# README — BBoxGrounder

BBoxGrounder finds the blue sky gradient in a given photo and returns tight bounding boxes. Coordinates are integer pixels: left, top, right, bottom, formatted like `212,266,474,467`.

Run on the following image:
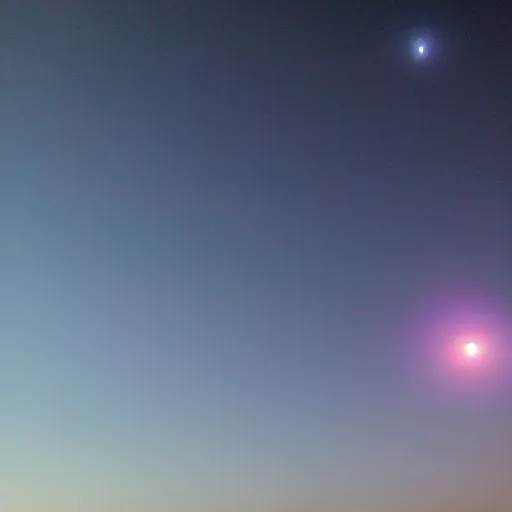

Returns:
3,1,512,510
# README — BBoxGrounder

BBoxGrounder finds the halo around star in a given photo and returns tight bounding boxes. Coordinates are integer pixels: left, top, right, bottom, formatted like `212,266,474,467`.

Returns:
406,32,439,63
413,38,429,59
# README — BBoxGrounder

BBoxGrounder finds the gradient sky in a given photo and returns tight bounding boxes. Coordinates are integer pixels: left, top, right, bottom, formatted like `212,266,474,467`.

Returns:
3,1,512,510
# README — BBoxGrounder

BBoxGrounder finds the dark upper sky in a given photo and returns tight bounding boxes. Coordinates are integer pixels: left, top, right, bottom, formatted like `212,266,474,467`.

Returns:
2,1,512,510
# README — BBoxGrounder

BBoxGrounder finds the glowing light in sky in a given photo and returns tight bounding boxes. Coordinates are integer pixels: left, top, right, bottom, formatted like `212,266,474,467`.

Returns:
464,342,479,358
448,335,490,371
410,35,433,61
415,40,428,57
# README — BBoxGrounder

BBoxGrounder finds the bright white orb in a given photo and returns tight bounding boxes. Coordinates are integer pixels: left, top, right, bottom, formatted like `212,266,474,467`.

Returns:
410,36,431,61
464,342,479,358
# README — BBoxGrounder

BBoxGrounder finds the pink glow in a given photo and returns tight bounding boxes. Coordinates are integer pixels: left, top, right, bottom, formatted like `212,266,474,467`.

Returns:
464,341,479,358
451,334,491,371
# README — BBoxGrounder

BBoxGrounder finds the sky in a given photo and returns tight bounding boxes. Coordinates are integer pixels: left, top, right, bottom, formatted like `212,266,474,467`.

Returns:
2,1,512,510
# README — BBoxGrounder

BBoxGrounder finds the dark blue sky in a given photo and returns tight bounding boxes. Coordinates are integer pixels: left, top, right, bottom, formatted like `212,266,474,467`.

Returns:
3,1,512,510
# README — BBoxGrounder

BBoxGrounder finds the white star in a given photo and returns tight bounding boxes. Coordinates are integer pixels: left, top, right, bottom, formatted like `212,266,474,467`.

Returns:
410,35,434,61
